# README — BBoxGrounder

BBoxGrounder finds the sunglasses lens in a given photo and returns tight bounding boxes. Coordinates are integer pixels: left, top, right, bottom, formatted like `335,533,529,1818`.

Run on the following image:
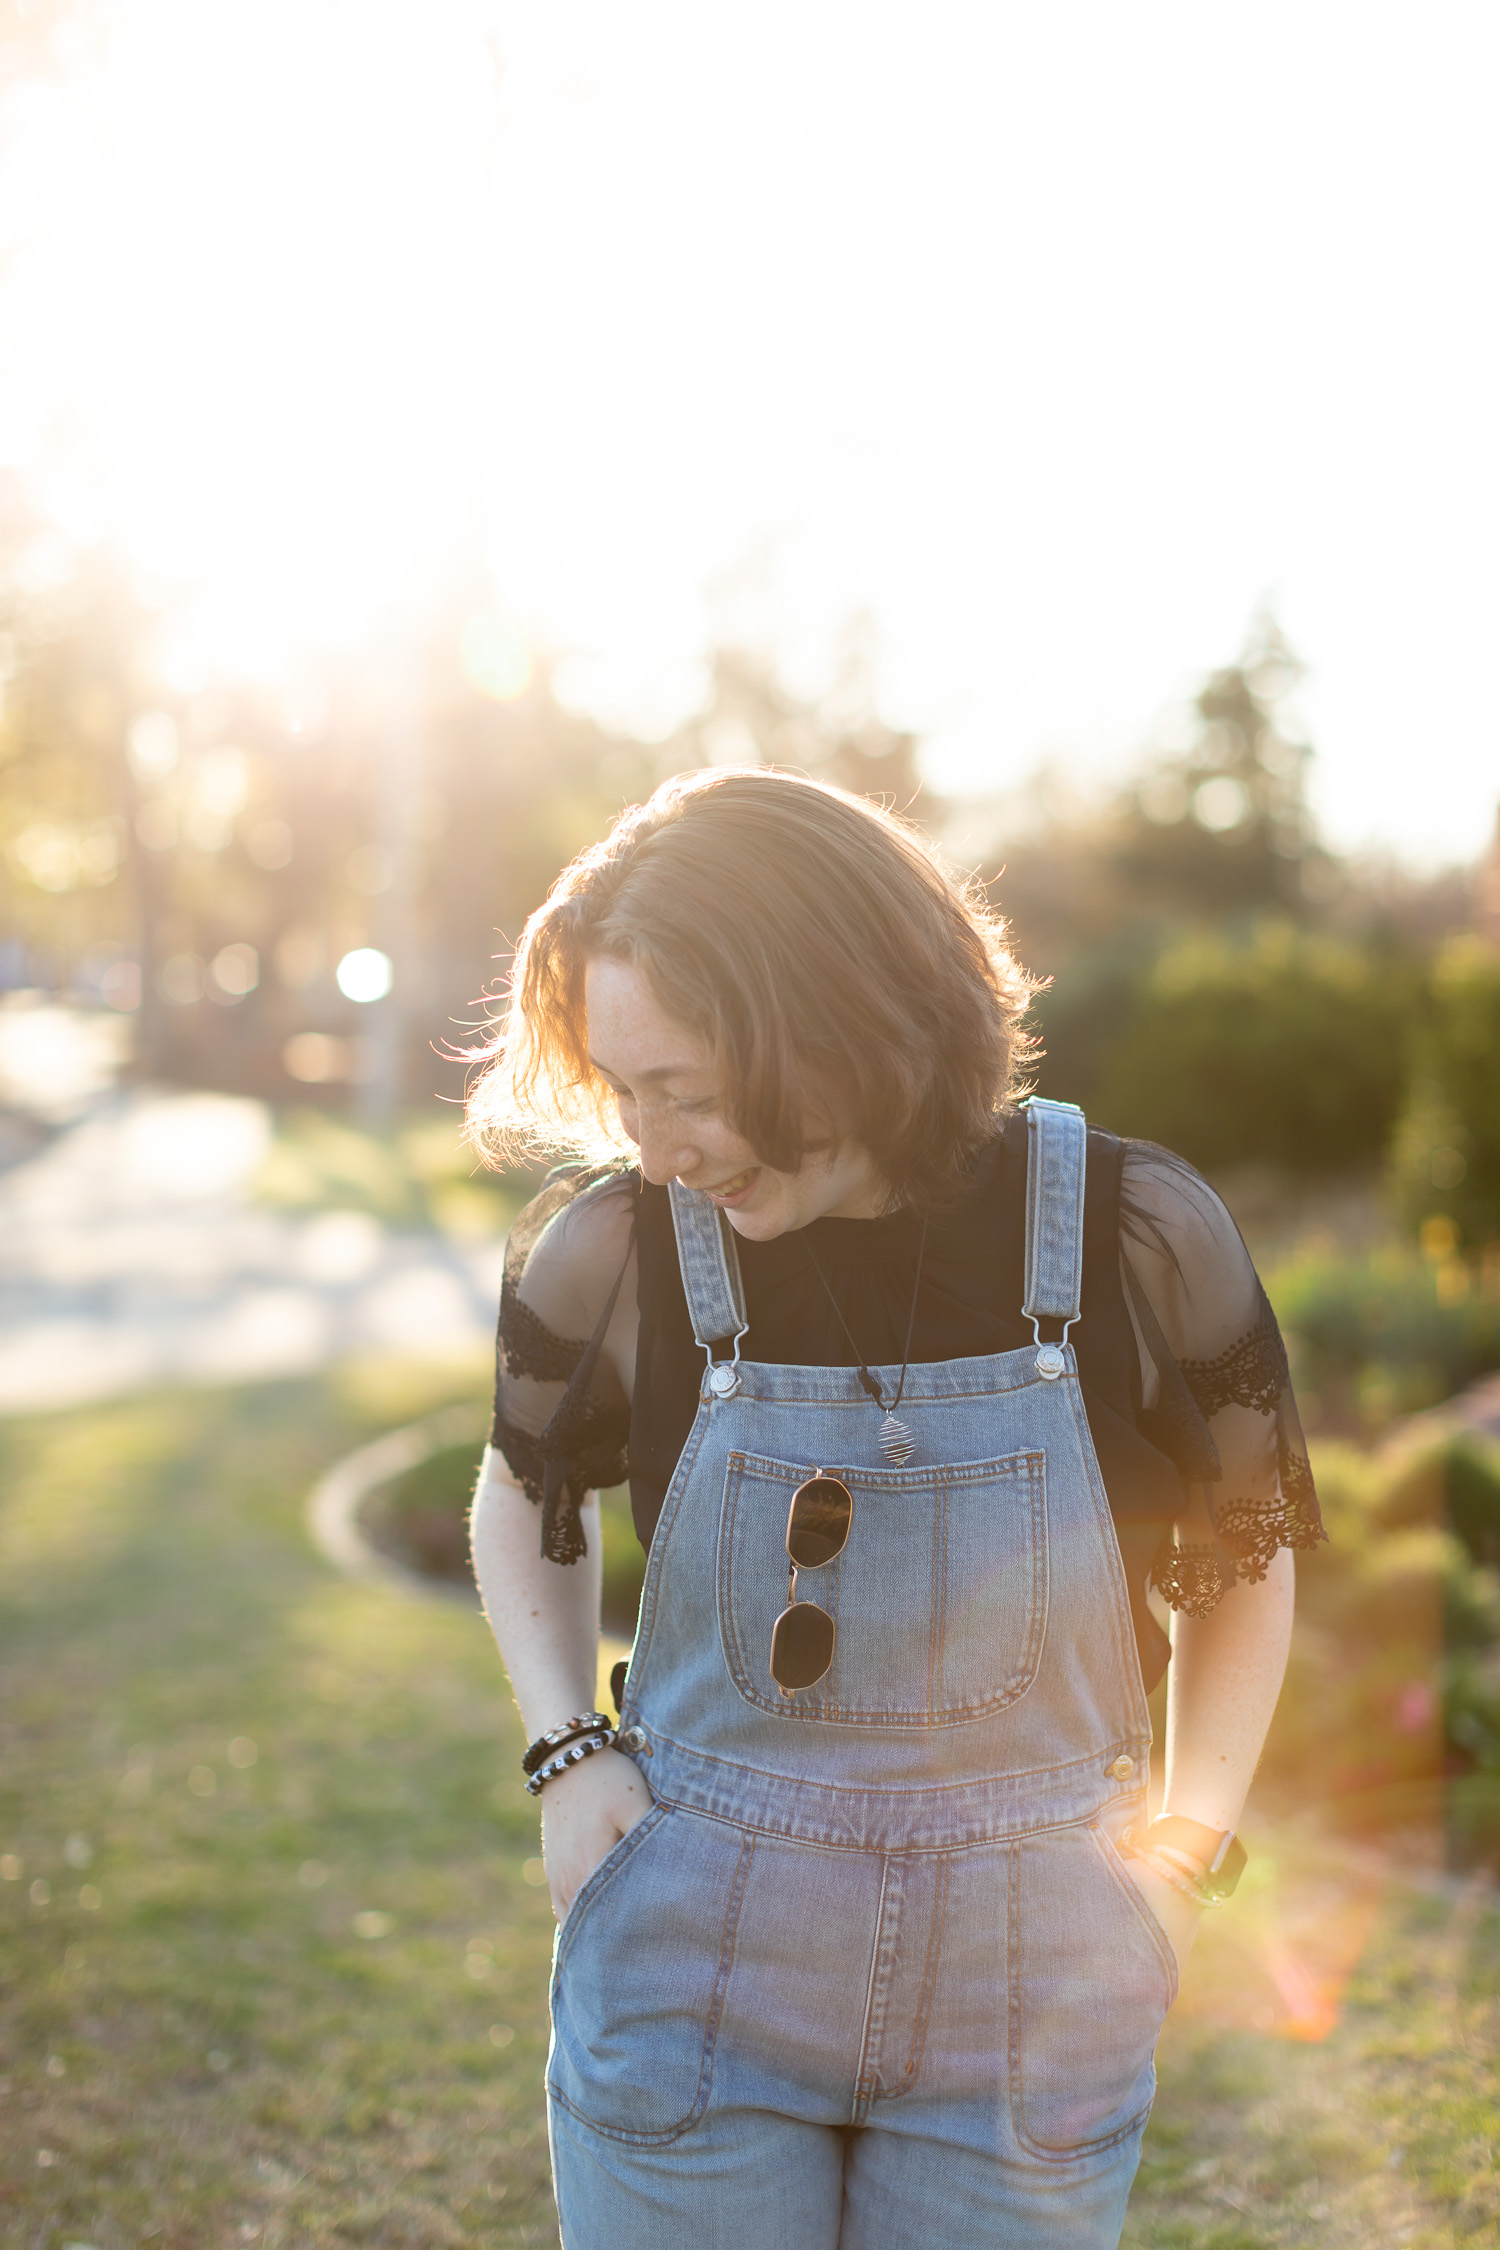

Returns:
786,1476,852,1570
771,1600,835,1691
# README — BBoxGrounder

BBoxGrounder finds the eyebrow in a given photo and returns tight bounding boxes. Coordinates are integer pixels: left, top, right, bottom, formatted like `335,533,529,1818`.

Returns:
587,1057,707,1087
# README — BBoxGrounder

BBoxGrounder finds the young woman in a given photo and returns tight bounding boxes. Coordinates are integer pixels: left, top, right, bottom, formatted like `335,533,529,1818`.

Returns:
467,769,1321,2250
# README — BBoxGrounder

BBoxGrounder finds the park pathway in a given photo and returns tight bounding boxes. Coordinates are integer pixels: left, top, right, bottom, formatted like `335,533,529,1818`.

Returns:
0,1090,504,1413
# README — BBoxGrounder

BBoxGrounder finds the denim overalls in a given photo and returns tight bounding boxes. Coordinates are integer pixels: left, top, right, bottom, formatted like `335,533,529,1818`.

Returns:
547,1102,1174,2248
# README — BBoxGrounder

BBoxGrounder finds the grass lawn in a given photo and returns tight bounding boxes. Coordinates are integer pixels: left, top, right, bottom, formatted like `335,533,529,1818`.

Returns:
2,1371,1497,2248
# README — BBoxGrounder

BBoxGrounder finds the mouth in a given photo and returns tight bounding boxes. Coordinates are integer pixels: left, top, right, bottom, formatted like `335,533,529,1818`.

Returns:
700,1167,759,1206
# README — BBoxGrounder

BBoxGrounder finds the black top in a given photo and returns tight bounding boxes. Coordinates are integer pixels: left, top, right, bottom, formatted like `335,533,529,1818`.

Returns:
491,1119,1322,1695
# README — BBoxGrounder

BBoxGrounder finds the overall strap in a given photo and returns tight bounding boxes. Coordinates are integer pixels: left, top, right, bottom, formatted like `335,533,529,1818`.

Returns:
1022,1097,1088,1334
668,1179,750,1392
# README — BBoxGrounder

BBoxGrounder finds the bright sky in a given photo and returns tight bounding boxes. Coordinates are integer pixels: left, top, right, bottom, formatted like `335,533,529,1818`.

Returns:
3,0,1497,866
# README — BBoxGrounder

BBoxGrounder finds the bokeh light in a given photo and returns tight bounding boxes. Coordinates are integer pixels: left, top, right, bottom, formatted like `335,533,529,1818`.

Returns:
335,948,394,1004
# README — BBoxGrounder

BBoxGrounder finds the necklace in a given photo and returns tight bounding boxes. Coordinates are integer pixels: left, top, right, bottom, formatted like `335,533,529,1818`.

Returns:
803,1220,929,1466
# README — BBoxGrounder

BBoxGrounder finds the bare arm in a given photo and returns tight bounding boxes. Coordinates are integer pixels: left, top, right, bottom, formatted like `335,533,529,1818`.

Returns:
1164,1544,1295,1831
471,1448,651,1924
1117,1546,1294,1970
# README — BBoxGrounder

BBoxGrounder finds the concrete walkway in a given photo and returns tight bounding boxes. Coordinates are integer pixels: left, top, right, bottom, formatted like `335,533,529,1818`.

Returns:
0,1091,503,1413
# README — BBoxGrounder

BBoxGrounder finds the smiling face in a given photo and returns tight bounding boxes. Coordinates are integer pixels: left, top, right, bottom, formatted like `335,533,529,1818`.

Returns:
583,954,891,1238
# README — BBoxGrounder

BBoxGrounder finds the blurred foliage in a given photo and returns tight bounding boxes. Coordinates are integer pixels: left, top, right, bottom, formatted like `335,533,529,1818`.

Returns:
1086,924,1415,1176
1,506,1496,1276
1262,1434,1500,1861
0,512,923,1114
253,1107,529,1240
1001,613,1338,979
1388,936,1500,1247
1265,1240,1500,1436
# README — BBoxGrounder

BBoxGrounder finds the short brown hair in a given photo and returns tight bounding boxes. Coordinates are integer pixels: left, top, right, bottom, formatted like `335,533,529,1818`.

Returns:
466,768,1036,1213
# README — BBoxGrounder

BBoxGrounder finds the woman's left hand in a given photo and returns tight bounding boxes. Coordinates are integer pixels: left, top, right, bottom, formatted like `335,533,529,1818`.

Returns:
1122,1855,1207,1979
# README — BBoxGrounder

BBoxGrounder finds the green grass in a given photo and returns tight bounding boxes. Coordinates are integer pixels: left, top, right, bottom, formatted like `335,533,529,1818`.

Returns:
252,1108,533,1242
2,1372,1498,2248
1126,1865,1500,2247
0,1360,560,2249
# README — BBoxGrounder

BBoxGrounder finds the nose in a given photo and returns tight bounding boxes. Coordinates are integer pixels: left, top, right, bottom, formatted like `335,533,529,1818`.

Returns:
633,1109,699,1189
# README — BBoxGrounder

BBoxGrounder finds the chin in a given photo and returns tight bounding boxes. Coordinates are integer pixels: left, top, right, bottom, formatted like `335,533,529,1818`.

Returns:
722,1204,790,1242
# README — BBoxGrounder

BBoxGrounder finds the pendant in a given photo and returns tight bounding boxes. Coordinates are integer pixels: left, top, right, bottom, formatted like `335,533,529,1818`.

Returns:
878,1412,916,1467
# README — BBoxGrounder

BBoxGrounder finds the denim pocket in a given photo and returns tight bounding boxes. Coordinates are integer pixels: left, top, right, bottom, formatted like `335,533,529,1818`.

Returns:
548,1806,754,2145
1009,1821,1175,2159
718,1448,1047,1726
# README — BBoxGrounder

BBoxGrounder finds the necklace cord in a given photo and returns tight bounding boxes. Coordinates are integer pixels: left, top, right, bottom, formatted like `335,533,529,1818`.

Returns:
803,1220,929,1415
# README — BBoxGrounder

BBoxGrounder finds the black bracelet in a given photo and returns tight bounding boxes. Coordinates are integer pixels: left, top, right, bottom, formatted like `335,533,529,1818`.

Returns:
521,1711,614,1778
524,1729,615,1798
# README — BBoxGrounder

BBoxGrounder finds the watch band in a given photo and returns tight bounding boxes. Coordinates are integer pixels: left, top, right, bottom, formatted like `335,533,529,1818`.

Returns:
1145,1816,1247,1900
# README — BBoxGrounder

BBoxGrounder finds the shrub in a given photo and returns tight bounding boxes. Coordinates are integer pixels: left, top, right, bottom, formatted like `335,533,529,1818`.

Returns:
1388,936,1500,1247
365,1442,647,1638
1087,922,1415,1175
1266,1243,1500,1434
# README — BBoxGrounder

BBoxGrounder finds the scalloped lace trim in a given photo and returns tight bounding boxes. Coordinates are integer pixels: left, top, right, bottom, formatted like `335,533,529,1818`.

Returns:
1178,1298,1289,1418
1214,1471,1326,1582
499,1276,587,1385
1148,1543,1232,1618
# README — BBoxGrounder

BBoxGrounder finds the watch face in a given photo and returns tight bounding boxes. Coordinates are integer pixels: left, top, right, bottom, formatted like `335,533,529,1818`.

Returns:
1203,1834,1248,1898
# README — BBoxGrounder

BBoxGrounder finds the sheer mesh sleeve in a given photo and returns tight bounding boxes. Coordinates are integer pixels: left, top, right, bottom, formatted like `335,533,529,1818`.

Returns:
1118,1142,1324,1618
490,1162,638,1564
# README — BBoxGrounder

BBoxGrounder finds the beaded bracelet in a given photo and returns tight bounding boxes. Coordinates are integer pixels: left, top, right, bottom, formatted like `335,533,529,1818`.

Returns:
1132,1847,1214,1907
524,1728,616,1798
521,1711,614,1778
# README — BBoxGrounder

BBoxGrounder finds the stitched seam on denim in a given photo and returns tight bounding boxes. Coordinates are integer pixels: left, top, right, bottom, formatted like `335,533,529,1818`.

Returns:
1087,1819,1179,2011
715,1450,1049,1726
1008,1830,1161,2161
548,1824,755,2148
716,1453,751,1699
876,1848,949,2104
641,1732,1141,1803
1062,1375,1153,1723
927,1465,944,1723
1007,1827,1169,2160
852,1853,894,2121
680,1826,755,2140
699,1360,1055,1403
620,1404,712,1719
550,1801,670,1980
643,1791,1147,1860
669,1181,745,1349
824,1544,845,1720
729,1448,1045,1490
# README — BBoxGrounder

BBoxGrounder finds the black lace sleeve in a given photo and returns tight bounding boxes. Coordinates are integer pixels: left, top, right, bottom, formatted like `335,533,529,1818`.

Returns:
488,1163,637,1564
1119,1142,1325,1617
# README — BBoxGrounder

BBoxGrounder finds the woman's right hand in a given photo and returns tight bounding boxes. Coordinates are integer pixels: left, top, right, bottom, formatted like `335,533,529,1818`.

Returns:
539,1747,653,1924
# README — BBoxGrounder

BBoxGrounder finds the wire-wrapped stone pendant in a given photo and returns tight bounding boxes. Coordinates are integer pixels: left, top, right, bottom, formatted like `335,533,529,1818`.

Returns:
878,1412,916,1467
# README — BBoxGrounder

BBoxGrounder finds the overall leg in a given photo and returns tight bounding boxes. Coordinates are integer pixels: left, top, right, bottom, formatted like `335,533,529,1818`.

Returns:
836,1831,1168,2250
548,1810,883,2250
840,2115,1146,2250
550,2101,846,2250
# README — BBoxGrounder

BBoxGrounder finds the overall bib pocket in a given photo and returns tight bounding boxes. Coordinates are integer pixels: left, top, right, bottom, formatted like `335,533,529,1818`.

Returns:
549,1805,754,2145
1009,1822,1176,2159
717,1448,1048,1725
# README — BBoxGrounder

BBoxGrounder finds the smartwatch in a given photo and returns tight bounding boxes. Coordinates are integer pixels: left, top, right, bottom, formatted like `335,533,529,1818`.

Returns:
1139,1815,1247,1902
